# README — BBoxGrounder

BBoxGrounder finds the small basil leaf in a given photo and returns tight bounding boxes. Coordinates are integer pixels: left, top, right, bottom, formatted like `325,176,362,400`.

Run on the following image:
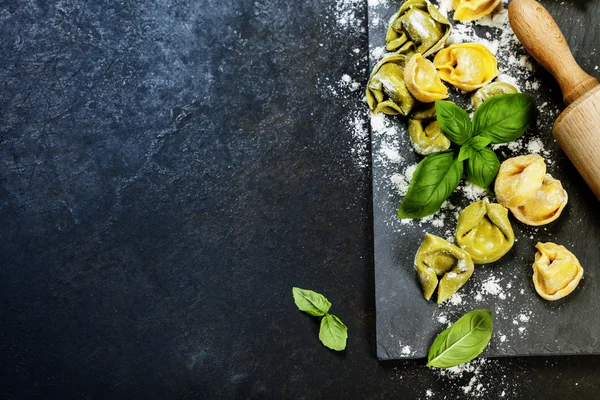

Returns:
319,314,348,351
457,144,475,162
427,310,493,369
292,287,332,317
467,148,500,188
398,151,463,219
472,93,536,144
435,100,472,145
468,135,492,151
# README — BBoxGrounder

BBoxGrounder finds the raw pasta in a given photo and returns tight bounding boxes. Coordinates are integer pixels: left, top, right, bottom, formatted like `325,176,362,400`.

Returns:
532,242,583,301
433,43,498,92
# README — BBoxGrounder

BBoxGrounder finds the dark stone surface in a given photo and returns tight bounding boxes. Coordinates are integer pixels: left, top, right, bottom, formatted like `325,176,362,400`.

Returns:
370,0,600,360
0,0,599,399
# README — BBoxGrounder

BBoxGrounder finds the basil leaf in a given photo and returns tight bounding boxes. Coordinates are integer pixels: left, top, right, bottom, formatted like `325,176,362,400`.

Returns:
467,148,500,188
457,144,474,162
427,310,493,369
319,314,348,351
472,93,536,144
468,135,491,151
398,151,463,219
435,100,472,145
292,287,332,317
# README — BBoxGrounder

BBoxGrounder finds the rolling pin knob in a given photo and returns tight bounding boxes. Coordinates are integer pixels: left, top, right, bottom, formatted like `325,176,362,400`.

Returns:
508,0,599,105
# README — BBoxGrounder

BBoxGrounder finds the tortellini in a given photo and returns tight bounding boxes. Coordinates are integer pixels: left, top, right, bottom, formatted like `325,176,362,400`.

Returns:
455,198,514,264
532,242,583,301
452,0,501,22
494,154,546,208
472,82,518,109
511,174,568,226
405,53,449,102
415,233,474,304
386,0,451,56
366,54,416,116
408,104,451,155
433,44,498,92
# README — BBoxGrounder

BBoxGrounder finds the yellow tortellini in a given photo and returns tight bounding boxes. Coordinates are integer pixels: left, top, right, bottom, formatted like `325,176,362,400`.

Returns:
472,82,518,109
405,53,449,103
415,233,474,304
386,0,452,57
511,174,568,226
408,104,451,155
494,154,546,208
366,54,416,116
433,44,498,92
452,0,501,22
532,242,583,301
455,198,514,264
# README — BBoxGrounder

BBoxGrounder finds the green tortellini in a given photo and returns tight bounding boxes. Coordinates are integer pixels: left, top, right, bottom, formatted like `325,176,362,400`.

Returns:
366,54,416,115
472,82,519,109
415,233,474,304
386,0,451,57
408,104,451,155
455,199,515,264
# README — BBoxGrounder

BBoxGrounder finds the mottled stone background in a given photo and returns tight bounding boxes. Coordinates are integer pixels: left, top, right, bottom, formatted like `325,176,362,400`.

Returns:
0,0,599,399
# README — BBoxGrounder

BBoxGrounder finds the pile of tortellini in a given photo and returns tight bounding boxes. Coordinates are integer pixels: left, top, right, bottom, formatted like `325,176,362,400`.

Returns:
366,0,512,156
415,198,514,304
415,196,583,303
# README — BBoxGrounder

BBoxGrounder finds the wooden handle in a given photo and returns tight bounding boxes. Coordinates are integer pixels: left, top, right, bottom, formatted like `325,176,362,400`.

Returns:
508,0,599,105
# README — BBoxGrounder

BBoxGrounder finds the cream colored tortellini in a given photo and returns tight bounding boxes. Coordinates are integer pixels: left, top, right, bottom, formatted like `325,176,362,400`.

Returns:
494,154,546,208
510,174,568,226
408,104,451,155
415,233,474,304
452,0,501,22
532,242,583,301
472,82,518,109
405,53,449,103
366,54,416,116
455,198,514,264
386,0,452,56
433,44,498,92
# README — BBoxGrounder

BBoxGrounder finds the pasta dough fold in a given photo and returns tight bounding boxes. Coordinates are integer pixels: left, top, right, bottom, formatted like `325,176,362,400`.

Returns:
533,242,583,301
433,44,498,92
415,233,474,304
386,0,451,57
405,54,449,102
494,154,546,208
510,174,568,226
452,0,501,22
455,199,514,264
366,54,416,115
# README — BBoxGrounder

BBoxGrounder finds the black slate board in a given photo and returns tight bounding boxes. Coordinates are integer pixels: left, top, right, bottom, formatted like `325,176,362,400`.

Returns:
370,0,600,360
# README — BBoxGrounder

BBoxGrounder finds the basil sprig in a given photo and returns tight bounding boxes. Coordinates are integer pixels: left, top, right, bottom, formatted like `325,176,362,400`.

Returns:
398,93,535,219
427,309,493,368
292,287,348,351
398,151,463,219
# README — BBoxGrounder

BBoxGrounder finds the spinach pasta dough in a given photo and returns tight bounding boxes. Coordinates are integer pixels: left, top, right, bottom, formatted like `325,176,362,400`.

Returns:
386,0,451,56
407,104,451,155
415,233,474,304
455,199,514,264
533,242,583,301
366,54,416,115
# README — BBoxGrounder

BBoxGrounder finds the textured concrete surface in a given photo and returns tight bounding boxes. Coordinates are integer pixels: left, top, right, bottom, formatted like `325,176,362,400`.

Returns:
1,0,600,399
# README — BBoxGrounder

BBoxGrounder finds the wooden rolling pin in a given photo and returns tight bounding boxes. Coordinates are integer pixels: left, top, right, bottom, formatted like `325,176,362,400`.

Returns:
509,0,600,199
